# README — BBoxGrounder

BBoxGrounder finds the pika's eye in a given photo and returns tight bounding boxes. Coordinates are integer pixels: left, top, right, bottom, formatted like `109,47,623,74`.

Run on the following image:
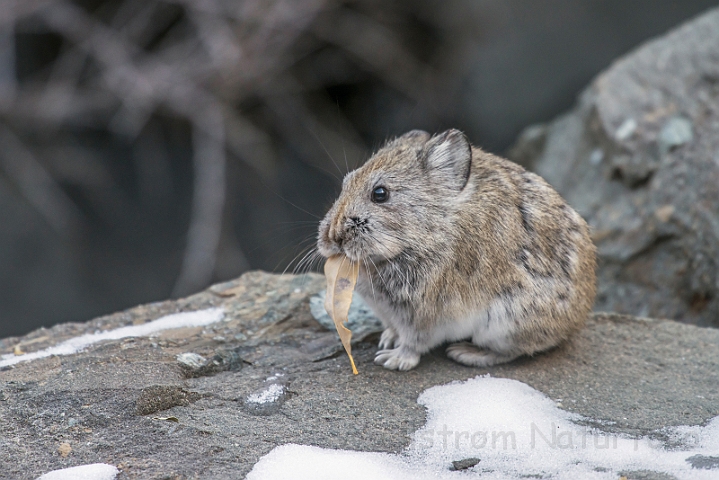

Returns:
371,186,389,203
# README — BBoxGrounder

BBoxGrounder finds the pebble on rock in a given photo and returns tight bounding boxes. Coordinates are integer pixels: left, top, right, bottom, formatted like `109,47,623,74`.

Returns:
659,116,693,152
58,443,71,458
176,349,244,378
176,353,206,370
450,458,481,471
615,118,637,141
244,379,289,416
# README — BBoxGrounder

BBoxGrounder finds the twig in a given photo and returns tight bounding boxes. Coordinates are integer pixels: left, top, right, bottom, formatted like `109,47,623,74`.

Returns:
172,105,226,297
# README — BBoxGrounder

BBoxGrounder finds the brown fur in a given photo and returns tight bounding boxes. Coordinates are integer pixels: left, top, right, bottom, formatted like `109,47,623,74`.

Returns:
318,129,596,371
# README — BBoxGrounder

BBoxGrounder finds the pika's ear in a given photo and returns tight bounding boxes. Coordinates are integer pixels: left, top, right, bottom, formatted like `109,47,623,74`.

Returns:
422,129,472,190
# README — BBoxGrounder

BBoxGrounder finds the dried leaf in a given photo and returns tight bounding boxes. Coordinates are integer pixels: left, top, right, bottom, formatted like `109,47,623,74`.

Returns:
324,255,360,375
13,345,25,356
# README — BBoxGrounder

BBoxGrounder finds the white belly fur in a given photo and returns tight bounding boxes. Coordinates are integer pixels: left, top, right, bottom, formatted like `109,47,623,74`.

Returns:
428,297,515,353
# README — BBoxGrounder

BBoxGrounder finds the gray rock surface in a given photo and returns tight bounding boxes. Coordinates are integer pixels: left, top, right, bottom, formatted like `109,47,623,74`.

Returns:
509,7,719,327
309,290,383,342
1,271,718,479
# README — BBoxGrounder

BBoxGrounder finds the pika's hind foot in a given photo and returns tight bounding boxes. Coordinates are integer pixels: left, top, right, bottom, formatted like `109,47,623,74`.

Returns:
374,346,420,371
446,342,519,367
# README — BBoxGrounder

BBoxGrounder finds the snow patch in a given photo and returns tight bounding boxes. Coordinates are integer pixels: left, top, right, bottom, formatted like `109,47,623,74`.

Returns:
36,463,119,480
1,309,224,368
247,376,719,479
247,384,285,404
248,445,417,480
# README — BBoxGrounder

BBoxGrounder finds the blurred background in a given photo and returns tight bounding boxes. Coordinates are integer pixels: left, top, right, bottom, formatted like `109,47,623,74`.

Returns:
1,0,717,338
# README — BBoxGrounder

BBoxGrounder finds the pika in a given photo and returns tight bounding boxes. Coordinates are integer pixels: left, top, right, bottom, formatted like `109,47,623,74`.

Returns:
317,129,596,371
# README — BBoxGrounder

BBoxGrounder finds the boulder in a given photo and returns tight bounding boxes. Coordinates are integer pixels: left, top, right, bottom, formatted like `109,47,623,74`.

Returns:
509,7,719,327
1,272,718,479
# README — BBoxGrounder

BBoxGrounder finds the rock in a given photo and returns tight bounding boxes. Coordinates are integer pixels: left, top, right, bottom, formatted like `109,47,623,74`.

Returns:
176,352,207,370
309,291,383,342
659,116,693,153
508,7,719,327
176,348,245,378
243,378,289,417
620,471,677,480
450,457,481,471
1,271,718,478
685,455,719,470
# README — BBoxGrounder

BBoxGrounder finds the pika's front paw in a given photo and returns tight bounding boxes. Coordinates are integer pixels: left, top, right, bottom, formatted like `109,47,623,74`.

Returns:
378,327,399,350
374,347,420,371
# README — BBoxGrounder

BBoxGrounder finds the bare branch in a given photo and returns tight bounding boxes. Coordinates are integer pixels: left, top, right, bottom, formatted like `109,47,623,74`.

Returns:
0,0,456,296
172,105,226,297
312,7,433,100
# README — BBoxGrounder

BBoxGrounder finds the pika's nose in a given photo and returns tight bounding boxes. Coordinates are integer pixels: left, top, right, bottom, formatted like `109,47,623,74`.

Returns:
344,216,367,232
347,216,368,230
328,215,363,247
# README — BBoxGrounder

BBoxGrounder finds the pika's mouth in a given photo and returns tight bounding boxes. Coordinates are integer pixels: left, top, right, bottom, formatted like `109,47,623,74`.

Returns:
319,240,367,264
337,246,363,263
318,227,360,262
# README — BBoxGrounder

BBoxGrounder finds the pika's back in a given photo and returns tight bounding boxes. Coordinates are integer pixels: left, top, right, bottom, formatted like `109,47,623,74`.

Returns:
445,147,596,323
